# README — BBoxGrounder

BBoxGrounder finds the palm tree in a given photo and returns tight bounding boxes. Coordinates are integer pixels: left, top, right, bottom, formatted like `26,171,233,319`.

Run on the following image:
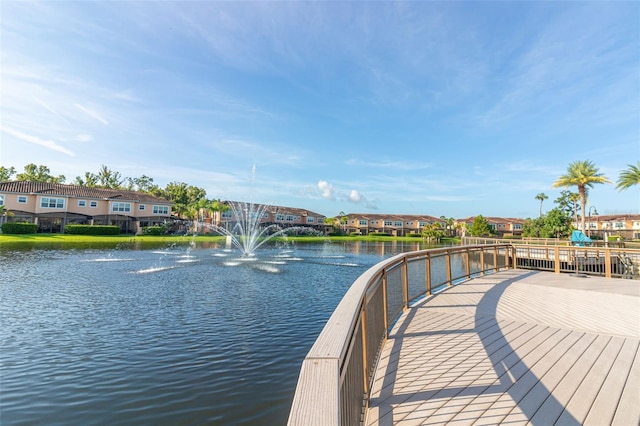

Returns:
616,162,640,191
553,160,611,233
535,193,548,217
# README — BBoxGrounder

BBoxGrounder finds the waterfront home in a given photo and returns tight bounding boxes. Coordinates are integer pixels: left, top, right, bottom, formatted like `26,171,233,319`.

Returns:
205,201,327,233
341,213,445,236
0,181,173,233
581,214,640,240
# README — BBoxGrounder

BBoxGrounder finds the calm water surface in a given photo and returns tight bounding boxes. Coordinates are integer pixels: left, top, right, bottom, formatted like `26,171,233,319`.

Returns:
0,241,429,425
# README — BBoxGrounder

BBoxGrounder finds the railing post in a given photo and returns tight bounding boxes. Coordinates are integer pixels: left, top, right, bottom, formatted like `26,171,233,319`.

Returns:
512,245,517,269
604,247,612,278
402,257,409,311
382,271,389,332
493,246,498,272
465,248,471,279
425,253,432,296
480,248,485,276
446,250,452,286
360,302,369,398
554,247,561,273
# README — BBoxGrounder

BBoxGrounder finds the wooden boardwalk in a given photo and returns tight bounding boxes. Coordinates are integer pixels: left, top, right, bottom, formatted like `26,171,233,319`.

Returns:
366,270,640,425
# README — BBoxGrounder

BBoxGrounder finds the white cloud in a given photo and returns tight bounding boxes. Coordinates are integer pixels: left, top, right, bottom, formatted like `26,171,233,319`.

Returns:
1,126,76,157
74,103,109,125
318,180,335,200
75,134,93,142
349,189,362,203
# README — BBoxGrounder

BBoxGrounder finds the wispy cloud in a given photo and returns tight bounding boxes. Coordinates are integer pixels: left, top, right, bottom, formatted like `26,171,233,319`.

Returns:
1,126,75,157
74,103,109,125
345,158,432,170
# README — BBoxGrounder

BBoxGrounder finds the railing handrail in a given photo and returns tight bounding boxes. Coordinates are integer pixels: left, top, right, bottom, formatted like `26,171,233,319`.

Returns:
288,244,512,425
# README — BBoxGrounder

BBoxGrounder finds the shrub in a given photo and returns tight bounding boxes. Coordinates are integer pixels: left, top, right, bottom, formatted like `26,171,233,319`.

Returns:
407,233,422,238
2,222,37,234
64,225,120,235
141,225,167,236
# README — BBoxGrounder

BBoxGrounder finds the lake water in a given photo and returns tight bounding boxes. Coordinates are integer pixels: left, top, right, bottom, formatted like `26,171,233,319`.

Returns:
0,241,433,425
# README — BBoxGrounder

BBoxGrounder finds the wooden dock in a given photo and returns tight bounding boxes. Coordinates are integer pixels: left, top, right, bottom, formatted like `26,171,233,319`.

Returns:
366,270,640,425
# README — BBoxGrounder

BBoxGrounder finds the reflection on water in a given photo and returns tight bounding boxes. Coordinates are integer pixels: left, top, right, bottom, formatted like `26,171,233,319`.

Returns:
0,241,441,425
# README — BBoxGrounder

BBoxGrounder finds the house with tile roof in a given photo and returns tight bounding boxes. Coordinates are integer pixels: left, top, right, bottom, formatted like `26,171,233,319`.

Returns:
0,181,173,234
205,201,327,234
342,213,445,236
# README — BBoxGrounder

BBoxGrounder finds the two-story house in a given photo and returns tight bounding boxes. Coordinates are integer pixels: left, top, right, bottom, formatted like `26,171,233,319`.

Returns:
0,181,173,234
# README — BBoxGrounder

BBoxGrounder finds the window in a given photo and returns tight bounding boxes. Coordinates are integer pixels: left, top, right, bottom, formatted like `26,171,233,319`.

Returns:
498,223,506,228
384,221,393,226
18,196,28,203
90,201,98,208
513,224,522,230
112,202,132,212
40,197,64,208
139,204,145,211
276,213,284,221
615,222,624,229
152,205,169,215
0,195,4,206
394,221,402,227
359,220,368,225
222,211,233,218
307,217,315,223
286,215,295,222
78,200,86,207
405,221,412,226
419,222,428,227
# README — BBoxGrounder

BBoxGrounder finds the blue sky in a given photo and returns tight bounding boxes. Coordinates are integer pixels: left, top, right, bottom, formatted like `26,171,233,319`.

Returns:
1,1,638,218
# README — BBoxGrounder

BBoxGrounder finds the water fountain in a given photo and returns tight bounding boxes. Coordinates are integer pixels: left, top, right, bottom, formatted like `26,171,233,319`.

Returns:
205,200,304,257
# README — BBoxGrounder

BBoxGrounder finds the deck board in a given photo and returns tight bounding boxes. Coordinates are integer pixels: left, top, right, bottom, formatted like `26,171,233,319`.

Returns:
366,270,640,426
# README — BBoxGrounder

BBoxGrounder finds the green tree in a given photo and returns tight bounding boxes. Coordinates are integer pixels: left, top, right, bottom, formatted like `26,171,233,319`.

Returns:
96,165,124,189
164,182,207,219
73,172,99,187
421,222,445,242
553,160,610,233
468,215,494,237
535,193,548,217
0,166,16,181
616,162,640,191
16,164,65,183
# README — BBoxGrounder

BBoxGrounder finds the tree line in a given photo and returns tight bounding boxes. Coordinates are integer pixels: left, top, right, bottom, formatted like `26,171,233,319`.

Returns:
0,163,227,222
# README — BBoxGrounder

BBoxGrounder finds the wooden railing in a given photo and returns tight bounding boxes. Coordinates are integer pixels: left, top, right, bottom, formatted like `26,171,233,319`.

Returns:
287,244,513,426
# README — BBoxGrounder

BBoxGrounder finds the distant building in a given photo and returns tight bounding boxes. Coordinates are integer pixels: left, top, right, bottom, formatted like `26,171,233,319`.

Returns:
580,214,640,240
451,216,525,238
206,201,327,234
0,181,173,234
340,213,445,236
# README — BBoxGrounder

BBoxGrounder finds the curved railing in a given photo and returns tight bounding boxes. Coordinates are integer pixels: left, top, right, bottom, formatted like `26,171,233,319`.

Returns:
287,244,513,426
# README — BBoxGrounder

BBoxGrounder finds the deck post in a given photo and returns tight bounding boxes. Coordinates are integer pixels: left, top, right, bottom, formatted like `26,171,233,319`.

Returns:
511,245,517,269
382,272,389,331
465,248,471,279
480,249,485,276
402,257,409,311
446,250,452,286
554,247,561,273
425,253,432,296
604,247,612,278
493,246,498,272
360,302,369,397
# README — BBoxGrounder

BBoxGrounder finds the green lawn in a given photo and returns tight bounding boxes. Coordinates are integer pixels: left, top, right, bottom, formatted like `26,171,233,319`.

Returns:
0,233,461,245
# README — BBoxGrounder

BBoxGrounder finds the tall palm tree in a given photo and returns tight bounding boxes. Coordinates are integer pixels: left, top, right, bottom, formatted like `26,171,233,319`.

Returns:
535,193,548,217
553,160,610,233
616,162,640,191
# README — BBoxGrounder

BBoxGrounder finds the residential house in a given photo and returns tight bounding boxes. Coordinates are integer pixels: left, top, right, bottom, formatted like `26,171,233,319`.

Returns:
458,216,525,237
582,214,640,240
207,201,327,233
342,213,445,236
0,181,173,234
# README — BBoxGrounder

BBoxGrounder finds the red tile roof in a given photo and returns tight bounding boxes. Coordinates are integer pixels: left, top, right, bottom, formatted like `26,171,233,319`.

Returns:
0,181,172,204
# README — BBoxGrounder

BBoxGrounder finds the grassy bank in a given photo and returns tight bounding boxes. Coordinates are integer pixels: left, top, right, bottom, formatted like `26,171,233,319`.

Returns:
0,233,461,246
